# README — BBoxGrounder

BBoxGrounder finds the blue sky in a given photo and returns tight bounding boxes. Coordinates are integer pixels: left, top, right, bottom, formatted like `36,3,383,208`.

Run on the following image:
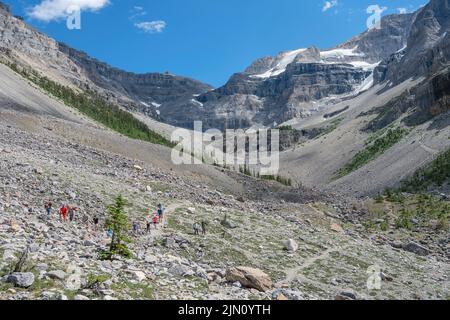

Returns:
5,0,427,87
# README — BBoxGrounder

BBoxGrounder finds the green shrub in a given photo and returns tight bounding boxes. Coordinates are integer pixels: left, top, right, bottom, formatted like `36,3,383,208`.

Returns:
100,195,133,261
3,61,174,147
334,127,408,179
400,148,450,192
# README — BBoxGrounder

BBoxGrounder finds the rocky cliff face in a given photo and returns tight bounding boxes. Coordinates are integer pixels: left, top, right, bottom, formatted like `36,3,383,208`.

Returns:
371,0,450,129
58,44,212,112
164,13,414,130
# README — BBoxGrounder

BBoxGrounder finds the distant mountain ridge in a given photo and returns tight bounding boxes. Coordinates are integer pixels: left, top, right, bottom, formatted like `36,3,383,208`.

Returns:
159,12,415,130
0,2,212,120
0,0,448,132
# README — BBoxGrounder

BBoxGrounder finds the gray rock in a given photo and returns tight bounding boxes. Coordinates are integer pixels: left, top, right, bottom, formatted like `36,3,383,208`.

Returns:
336,289,357,300
403,242,431,256
168,264,194,277
83,240,96,247
7,272,35,288
47,270,67,280
284,239,298,253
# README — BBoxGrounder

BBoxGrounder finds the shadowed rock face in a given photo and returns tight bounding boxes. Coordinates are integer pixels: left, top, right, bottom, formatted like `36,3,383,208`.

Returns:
58,43,213,107
375,0,450,85
371,0,450,128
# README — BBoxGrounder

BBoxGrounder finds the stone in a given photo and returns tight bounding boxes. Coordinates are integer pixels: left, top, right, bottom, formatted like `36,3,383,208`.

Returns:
145,255,158,264
7,272,35,288
47,270,67,280
225,267,273,292
129,270,147,282
2,249,15,261
9,220,20,232
168,264,194,277
65,274,82,291
284,239,298,252
74,294,90,300
187,207,196,214
403,242,431,256
330,223,344,233
336,290,357,300
221,219,237,229
83,240,96,247
57,293,69,300
275,293,288,300
380,272,394,282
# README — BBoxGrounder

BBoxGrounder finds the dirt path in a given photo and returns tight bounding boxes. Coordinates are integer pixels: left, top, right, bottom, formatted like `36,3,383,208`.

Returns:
277,244,350,286
146,202,185,241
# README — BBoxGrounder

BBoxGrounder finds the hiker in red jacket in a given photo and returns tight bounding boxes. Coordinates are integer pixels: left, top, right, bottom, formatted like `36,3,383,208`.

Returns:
60,205,68,223
152,215,159,229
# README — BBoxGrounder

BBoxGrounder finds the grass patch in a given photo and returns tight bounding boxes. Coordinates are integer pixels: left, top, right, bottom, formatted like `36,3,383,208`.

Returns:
316,117,344,139
367,192,449,232
239,165,292,186
111,281,154,300
400,148,450,192
333,127,408,179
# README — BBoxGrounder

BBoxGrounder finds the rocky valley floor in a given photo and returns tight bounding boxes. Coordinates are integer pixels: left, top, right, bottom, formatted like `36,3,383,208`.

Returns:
0,114,449,300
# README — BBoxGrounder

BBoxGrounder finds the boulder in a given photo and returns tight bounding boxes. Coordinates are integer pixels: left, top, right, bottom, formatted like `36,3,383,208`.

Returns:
225,267,273,292
284,239,298,252
83,240,96,247
6,272,35,288
47,270,67,280
65,274,82,291
168,264,194,277
335,289,357,300
129,270,147,282
330,223,344,233
2,249,16,262
403,242,431,256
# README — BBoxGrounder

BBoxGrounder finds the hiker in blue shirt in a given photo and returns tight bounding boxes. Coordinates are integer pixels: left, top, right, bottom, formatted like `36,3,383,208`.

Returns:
157,204,165,221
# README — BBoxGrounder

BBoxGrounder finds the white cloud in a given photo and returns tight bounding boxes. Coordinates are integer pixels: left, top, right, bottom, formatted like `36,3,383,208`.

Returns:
28,0,109,22
134,20,166,33
129,6,147,20
397,8,408,14
322,0,338,12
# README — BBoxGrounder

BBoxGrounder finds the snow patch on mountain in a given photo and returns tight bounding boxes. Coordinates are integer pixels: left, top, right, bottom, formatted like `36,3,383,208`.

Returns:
253,48,307,78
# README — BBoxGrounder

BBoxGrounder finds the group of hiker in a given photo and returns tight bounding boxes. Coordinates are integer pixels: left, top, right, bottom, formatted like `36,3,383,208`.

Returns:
133,204,165,235
44,201,165,237
43,201,208,238
193,221,208,236
44,201,99,228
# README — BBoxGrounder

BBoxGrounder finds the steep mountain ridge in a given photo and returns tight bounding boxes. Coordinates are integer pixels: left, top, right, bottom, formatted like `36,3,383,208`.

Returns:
0,3,212,120
371,0,450,130
161,13,415,130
